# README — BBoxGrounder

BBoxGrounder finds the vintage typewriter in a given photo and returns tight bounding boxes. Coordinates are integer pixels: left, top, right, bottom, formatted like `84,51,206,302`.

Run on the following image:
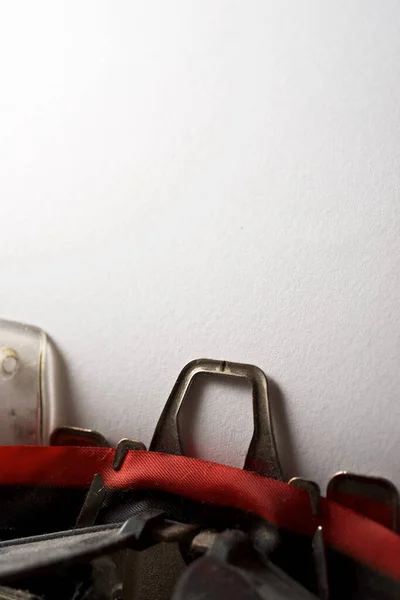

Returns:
0,319,398,599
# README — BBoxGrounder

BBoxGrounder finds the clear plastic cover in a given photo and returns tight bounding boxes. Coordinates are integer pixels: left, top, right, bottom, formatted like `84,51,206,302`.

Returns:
0,319,64,445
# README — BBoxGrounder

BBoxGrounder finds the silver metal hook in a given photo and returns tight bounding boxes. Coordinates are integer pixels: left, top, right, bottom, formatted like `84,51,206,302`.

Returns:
149,358,283,480
289,477,329,600
112,438,147,471
50,426,109,448
75,473,106,529
289,477,321,518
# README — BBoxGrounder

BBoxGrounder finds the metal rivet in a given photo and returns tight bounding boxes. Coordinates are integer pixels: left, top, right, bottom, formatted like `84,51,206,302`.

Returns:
1,348,20,378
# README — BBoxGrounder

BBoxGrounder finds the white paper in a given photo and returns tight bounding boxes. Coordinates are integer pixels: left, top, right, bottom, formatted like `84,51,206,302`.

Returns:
0,1,399,491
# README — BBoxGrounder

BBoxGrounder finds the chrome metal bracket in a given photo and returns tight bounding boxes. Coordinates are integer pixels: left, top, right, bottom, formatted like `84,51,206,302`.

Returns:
150,358,283,480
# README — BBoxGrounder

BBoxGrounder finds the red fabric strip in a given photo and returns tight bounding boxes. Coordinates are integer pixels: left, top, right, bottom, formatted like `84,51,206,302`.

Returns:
0,446,399,581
